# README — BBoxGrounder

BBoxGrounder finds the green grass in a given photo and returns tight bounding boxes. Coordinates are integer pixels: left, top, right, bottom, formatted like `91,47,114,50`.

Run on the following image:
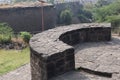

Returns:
0,48,30,75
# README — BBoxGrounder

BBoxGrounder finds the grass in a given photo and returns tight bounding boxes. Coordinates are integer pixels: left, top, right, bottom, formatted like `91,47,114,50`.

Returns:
0,48,30,75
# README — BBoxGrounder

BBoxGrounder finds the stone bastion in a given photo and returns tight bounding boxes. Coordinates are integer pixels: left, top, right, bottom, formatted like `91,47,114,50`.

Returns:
29,23,111,80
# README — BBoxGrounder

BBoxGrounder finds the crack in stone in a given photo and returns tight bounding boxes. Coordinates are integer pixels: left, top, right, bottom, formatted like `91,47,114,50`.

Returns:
77,67,112,78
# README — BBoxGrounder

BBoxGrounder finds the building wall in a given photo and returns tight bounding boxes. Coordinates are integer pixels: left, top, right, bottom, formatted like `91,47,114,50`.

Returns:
0,5,56,33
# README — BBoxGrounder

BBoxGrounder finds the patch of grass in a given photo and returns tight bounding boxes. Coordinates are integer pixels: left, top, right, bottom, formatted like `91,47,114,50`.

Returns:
0,48,30,75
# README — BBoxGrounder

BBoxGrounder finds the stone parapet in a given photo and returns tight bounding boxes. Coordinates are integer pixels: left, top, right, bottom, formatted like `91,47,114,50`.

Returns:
30,23,111,80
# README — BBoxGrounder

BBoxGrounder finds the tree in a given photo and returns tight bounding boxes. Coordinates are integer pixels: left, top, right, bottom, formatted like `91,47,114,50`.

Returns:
93,0,120,22
77,8,92,23
60,9,72,25
92,0,120,29
0,23,13,44
95,0,111,7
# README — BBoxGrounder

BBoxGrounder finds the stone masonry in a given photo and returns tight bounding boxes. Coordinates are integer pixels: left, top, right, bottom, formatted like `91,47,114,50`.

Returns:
0,2,56,33
30,23,111,80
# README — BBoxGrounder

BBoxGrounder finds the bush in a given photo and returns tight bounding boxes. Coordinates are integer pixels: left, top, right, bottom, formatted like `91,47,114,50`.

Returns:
0,23,13,44
106,15,120,28
20,32,32,43
0,35,11,44
60,9,72,25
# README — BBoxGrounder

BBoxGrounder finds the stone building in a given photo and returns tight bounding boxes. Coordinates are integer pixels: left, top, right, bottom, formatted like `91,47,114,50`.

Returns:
0,2,56,33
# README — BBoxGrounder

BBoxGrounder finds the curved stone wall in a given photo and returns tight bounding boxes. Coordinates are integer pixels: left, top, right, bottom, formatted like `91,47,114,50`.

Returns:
30,23,111,80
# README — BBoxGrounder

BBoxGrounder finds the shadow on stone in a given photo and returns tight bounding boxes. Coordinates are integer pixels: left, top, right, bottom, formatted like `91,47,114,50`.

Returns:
77,67,112,78
49,71,90,80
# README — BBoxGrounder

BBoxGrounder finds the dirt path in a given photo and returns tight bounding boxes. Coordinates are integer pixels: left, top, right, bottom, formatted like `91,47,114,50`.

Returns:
0,64,31,80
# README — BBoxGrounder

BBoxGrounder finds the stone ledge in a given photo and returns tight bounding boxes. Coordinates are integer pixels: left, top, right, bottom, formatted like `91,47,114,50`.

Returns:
30,23,111,56
30,23,111,80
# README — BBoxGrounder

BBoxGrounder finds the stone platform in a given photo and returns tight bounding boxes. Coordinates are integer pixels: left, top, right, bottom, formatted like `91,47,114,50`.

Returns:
0,36,120,80
30,23,111,80
75,36,120,80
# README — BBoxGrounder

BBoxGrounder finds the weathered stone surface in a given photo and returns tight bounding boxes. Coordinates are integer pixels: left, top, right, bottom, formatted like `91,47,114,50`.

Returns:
30,23,111,80
75,37,120,74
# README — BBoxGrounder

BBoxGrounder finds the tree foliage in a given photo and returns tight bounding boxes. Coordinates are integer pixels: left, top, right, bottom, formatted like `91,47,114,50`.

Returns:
0,23,13,44
20,31,32,43
95,0,112,7
60,9,72,25
77,8,92,23
93,0,120,28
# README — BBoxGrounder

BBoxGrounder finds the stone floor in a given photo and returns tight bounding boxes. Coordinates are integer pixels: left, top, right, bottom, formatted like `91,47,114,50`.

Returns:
0,36,120,80
75,36,120,80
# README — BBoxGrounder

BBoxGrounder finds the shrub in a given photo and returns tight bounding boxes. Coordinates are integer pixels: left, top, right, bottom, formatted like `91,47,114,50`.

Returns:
20,31,32,43
106,15,120,28
0,23,13,44
0,35,11,44
60,9,72,25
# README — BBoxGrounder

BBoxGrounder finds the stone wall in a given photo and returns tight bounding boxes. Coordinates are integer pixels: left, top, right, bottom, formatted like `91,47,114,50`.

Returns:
0,2,89,33
0,5,56,33
30,23,111,80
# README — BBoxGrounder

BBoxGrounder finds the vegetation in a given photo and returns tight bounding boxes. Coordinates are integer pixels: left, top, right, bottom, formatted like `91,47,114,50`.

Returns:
91,0,120,33
0,48,30,75
93,0,120,22
95,0,112,7
60,9,72,25
20,31,32,43
13,0,37,3
47,0,54,4
0,23,13,44
77,8,92,23
0,24,31,75
80,0,120,33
